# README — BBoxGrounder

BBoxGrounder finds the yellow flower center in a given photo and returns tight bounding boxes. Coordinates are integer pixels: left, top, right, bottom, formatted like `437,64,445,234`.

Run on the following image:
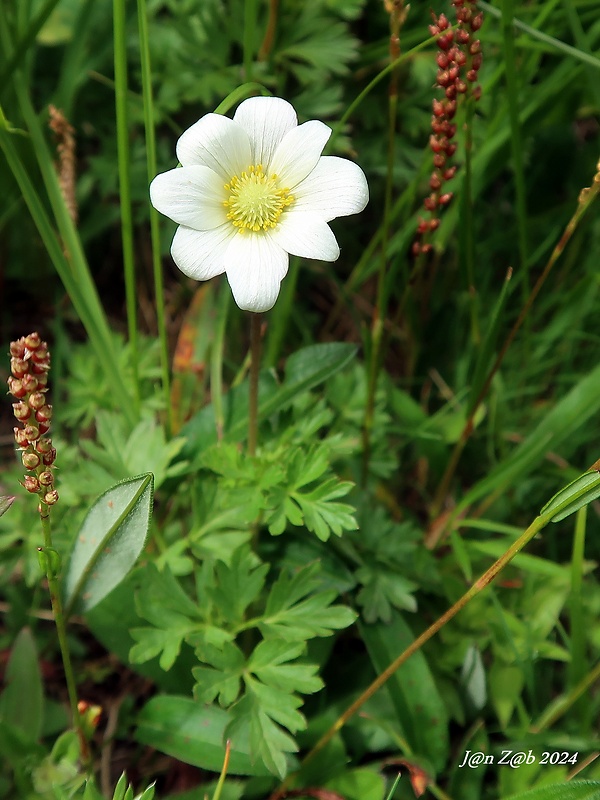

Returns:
223,165,294,233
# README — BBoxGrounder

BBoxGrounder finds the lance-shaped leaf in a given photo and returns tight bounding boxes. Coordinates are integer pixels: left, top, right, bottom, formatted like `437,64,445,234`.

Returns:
0,496,15,518
540,469,600,522
64,474,154,615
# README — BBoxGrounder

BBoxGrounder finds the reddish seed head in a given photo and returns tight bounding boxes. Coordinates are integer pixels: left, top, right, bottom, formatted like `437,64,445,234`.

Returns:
39,471,54,487
42,448,57,466
10,341,26,358
14,428,29,447
43,490,59,506
445,142,457,157
457,29,470,44
430,173,442,190
437,52,449,69
470,39,481,54
439,192,453,205
430,218,440,231
23,475,41,493
437,13,449,30
471,12,483,31
424,195,437,211
22,452,41,470
445,85,457,100
35,405,52,424
36,438,53,454
433,153,446,168
432,98,445,117
21,374,39,393
38,422,51,435
472,53,483,70
13,402,31,421
28,392,46,410
24,333,41,350
421,243,433,254
23,425,40,442
11,358,28,378
466,69,478,82
444,166,457,181
7,377,26,398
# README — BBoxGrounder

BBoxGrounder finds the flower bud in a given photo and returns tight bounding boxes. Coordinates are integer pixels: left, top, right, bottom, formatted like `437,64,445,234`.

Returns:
21,373,39,393
14,427,29,447
35,405,52,424
11,358,28,378
43,490,59,506
39,471,54,486
23,425,40,442
23,451,41,470
7,377,26,398
10,340,26,358
36,438,53,454
24,332,41,350
28,392,46,410
35,372,48,387
23,475,41,493
38,422,51,435
13,402,31,421
42,448,57,466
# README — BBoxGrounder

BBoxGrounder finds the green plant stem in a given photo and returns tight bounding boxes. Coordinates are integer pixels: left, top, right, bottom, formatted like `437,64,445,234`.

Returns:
211,283,231,441
430,164,600,523
461,94,479,345
279,510,551,789
113,0,140,411
248,312,262,457
258,0,278,61
569,506,588,722
39,510,90,771
136,0,172,436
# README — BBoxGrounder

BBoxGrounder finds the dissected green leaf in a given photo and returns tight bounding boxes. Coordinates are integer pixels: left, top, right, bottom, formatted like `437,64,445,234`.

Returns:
260,562,356,641
64,474,154,613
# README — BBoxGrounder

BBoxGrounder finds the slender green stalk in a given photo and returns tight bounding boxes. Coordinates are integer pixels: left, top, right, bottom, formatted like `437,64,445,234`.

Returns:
113,0,140,410
211,284,231,441
279,510,554,790
460,94,479,345
569,506,588,723
248,313,262,457
500,0,529,303
39,512,90,771
243,0,257,81
136,0,172,435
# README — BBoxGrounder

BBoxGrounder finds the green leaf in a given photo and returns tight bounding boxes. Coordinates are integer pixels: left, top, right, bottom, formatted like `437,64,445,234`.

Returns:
226,690,298,779
64,474,154,614
136,696,271,777
325,768,386,800
503,782,600,800
0,495,15,518
360,610,449,771
248,640,322,695
130,564,216,671
193,641,245,706
260,562,356,641
540,470,600,522
0,628,43,740
356,568,418,623
207,547,269,626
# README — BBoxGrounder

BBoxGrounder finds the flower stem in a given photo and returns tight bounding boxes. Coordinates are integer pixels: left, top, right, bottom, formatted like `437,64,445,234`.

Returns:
39,508,90,771
248,312,262,457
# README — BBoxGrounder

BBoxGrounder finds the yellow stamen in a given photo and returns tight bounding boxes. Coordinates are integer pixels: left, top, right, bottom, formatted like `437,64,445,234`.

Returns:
223,164,294,233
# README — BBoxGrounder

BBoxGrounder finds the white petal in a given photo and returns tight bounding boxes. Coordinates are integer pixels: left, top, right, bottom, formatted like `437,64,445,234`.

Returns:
292,156,369,221
176,114,251,181
233,96,298,168
171,224,233,280
271,212,340,261
150,166,228,230
224,233,288,312
269,120,332,188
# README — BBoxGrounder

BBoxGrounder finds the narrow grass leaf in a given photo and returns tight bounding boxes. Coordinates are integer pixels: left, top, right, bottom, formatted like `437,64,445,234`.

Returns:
539,470,600,523
0,628,43,741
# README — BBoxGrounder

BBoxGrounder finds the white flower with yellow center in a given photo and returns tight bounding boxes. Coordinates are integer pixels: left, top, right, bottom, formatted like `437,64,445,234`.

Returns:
150,96,369,312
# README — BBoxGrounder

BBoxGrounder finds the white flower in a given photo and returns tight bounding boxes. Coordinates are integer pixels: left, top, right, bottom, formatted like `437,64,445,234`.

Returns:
150,96,369,312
